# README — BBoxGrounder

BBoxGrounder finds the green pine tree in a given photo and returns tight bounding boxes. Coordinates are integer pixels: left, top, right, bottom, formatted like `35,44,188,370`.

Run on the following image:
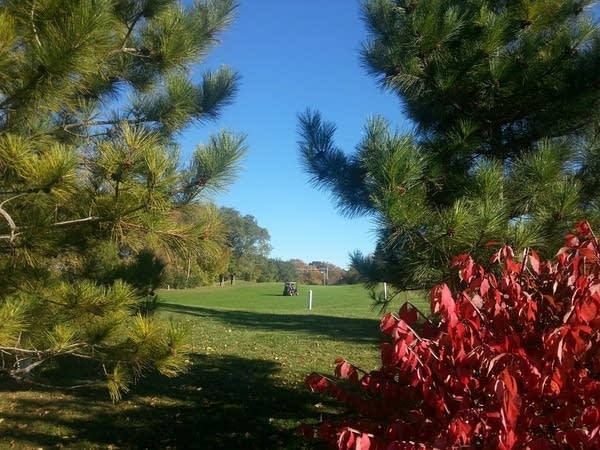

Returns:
0,0,246,400
299,0,600,292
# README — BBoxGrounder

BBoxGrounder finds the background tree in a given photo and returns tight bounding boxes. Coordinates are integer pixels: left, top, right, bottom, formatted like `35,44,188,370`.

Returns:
0,0,245,399
299,0,600,290
320,263,346,285
219,207,272,282
291,260,323,285
338,267,366,285
289,260,347,285
270,258,298,283
306,261,347,285
251,255,278,282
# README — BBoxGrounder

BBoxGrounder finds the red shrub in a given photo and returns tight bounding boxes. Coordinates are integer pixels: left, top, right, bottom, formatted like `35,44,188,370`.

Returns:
305,221,600,449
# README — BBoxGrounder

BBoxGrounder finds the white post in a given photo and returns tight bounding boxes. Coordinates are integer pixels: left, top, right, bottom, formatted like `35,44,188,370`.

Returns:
383,282,387,301
308,290,313,311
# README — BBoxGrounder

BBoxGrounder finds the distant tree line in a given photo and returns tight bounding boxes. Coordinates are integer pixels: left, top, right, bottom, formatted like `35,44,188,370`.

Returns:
161,207,357,288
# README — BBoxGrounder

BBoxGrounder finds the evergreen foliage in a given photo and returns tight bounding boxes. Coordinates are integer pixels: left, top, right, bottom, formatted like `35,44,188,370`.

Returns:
0,0,245,399
161,203,230,288
299,0,600,291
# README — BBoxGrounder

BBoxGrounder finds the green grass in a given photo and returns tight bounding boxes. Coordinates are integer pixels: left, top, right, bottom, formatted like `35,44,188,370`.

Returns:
159,282,392,316
0,283,428,449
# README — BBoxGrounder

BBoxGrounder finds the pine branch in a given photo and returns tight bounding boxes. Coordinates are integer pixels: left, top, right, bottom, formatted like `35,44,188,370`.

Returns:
62,118,146,131
51,216,102,227
0,213,104,241
121,12,144,52
30,1,42,48
0,204,18,243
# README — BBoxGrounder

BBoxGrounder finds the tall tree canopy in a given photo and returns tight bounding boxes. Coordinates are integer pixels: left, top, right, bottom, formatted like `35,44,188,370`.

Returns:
299,0,600,290
219,207,272,280
0,0,245,399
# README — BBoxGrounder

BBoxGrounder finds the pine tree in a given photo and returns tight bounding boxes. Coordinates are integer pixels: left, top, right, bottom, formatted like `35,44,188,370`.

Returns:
299,0,600,292
0,0,246,400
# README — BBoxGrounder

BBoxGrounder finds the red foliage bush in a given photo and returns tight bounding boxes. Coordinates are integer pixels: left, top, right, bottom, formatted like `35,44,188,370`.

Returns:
304,221,600,449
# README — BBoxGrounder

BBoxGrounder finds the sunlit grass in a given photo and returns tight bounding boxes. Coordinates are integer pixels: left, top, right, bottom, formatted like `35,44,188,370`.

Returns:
0,283,428,449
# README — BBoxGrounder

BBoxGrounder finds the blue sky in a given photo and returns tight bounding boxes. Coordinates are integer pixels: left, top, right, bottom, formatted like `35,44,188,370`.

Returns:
180,0,409,269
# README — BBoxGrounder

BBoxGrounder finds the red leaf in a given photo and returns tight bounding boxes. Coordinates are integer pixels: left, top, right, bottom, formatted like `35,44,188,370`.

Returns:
337,429,357,450
549,367,563,395
501,368,517,397
356,433,372,450
565,233,580,247
580,406,600,427
578,299,598,323
555,429,587,448
430,283,458,327
480,277,491,297
557,250,571,265
497,369,521,432
448,418,473,445
335,360,359,384
398,303,418,326
306,373,330,392
395,339,408,360
525,298,537,321
528,249,541,274
579,246,599,262
506,258,522,273
380,342,397,367
501,245,515,260
452,253,476,282
380,313,398,336
451,253,470,266
576,220,592,237
420,320,438,339
485,353,510,377
498,429,517,449
557,335,565,364
567,325,592,355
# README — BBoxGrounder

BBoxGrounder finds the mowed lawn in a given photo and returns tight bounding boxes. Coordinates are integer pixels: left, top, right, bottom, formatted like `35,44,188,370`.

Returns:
0,283,428,449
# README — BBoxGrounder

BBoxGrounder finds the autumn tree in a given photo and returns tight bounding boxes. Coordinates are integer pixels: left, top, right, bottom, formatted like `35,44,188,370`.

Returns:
219,207,272,282
0,0,245,399
299,0,600,291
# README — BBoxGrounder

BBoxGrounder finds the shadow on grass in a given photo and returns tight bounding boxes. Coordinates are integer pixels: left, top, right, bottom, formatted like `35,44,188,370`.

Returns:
0,353,327,449
161,303,382,344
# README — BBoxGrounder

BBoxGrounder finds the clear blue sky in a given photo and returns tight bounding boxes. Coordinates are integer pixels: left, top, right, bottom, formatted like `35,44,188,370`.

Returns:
179,1,600,269
181,1,409,269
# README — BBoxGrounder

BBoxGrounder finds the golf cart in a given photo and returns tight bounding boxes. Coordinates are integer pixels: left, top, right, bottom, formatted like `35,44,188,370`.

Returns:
283,281,298,296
